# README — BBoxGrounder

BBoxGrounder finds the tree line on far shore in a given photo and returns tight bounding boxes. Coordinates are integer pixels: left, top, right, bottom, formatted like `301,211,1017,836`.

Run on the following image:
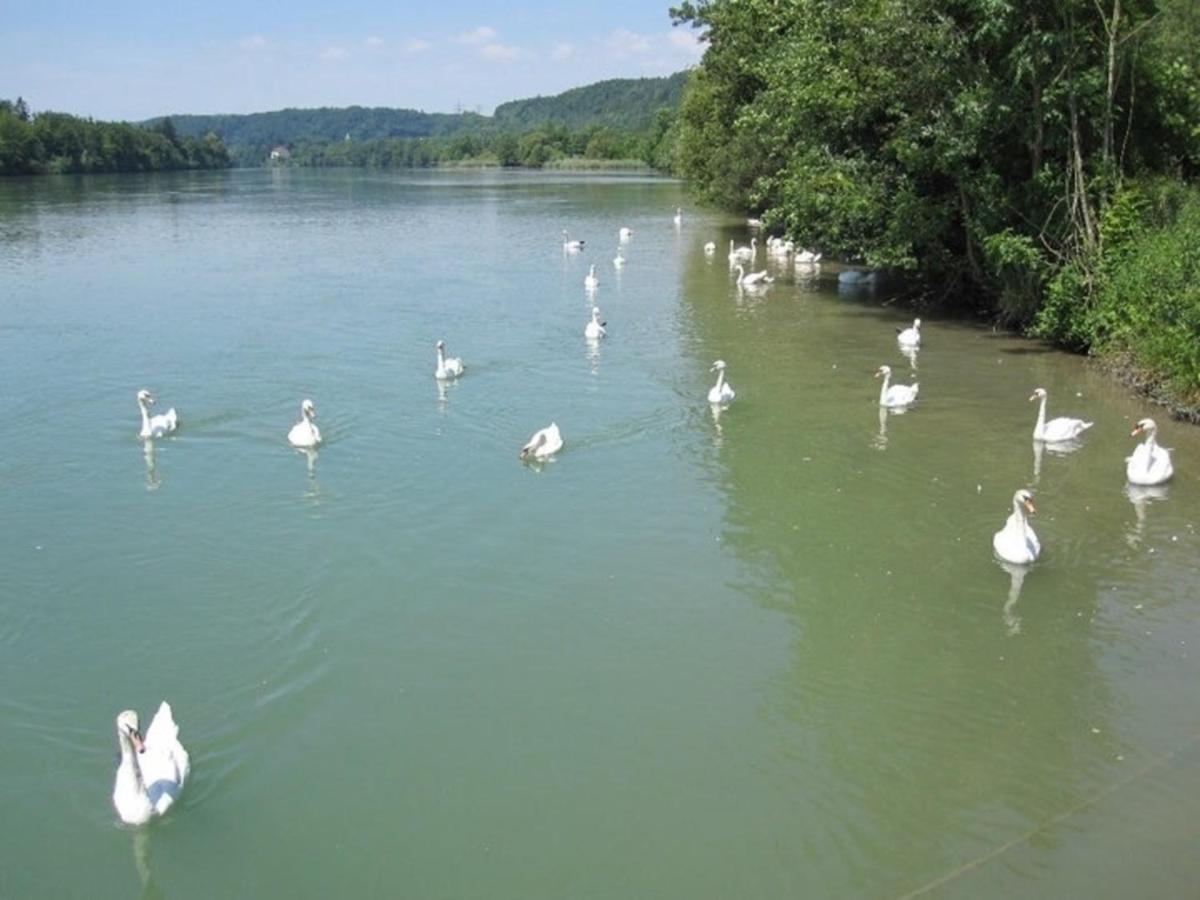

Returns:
0,99,231,175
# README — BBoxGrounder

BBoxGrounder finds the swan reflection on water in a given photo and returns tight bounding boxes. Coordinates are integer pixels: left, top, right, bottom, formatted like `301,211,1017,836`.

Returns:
298,447,320,501
710,402,726,446
997,559,1029,636
899,344,919,371
586,335,602,375
1125,483,1169,547
1031,436,1084,484
142,440,160,492
872,404,912,451
132,830,164,899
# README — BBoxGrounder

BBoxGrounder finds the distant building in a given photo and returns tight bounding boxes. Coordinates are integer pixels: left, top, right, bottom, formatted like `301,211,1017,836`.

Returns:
269,145,291,162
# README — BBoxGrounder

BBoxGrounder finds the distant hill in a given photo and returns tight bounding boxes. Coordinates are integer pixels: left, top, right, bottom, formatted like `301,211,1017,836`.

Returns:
150,72,689,155
493,72,689,131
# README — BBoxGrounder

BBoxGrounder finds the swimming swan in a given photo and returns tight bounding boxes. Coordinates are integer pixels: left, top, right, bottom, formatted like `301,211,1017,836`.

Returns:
562,230,585,252
520,423,563,461
136,390,178,439
584,264,598,290
1029,388,1092,442
896,318,921,348
435,340,464,380
734,264,773,287
585,307,607,340
703,241,716,255
993,489,1040,564
875,365,918,408
708,360,736,404
112,702,190,825
618,227,633,242
287,399,322,448
673,207,682,227
1126,418,1174,485
613,250,626,269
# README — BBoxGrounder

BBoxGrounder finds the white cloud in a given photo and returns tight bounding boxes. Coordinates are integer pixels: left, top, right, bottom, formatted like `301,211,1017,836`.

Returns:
550,41,573,62
481,42,521,62
605,28,652,56
403,38,431,53
666,29,704,59
239,35,267,51
364,36,384,48
456,26,497,45
319,46,347,61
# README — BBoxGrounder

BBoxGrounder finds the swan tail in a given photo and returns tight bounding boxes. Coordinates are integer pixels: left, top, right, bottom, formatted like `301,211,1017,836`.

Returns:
1080,421,1094,432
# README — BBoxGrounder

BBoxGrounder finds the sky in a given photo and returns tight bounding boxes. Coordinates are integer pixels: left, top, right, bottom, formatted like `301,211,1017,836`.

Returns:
1,1,705,121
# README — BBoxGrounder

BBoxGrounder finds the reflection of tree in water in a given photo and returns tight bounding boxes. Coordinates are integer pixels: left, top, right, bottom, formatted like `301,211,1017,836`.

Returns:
677,259,1118,891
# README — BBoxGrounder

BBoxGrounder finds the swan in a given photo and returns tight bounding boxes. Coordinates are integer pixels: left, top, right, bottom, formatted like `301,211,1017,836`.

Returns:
287,399,322,448
520,422,563,460
435,340,464,380
136,390,178,439
562,230,584,252
746,217,763,228
875,365,918,407
584,264,598,290
993,489,1040,564
112,702,190,825
734,264,773,287
732,237,757,261
708,360,736,404
795,249,822,264
613,250,626,269
1126,418,1174,485
1029,388,1091,442
618,227,633,242
703,241,716,255
585,306,607,340
673,207,682,227
896,318,922,348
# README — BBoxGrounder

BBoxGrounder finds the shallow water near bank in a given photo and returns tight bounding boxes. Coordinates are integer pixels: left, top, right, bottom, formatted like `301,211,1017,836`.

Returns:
2,169,1199,898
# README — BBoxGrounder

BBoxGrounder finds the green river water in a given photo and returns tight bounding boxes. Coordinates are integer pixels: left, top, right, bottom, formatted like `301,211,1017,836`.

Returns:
1,169,1198,898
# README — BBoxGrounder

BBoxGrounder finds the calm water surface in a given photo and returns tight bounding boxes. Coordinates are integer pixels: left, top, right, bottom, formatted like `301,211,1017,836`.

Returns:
2,169,1199,898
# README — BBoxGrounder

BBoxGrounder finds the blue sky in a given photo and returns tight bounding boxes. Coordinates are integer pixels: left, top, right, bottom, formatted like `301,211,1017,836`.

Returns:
1,1,704,121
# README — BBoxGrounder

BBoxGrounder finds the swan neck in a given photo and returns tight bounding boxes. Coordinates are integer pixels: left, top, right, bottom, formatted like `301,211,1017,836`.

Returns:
118,734,146,791
1012,499,1028,535
878,371,891,405
436,346,445,366
1035,394,1046,433
714,370,726,393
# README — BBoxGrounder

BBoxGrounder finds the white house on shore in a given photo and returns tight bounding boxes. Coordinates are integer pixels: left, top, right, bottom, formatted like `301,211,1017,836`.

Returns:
269,145,291,162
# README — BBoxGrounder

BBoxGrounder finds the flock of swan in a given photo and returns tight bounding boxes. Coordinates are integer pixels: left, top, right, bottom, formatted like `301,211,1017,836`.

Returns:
115,208,1180,826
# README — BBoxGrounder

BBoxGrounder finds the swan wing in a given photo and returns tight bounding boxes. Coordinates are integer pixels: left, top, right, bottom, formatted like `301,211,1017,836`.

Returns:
141,702,189,814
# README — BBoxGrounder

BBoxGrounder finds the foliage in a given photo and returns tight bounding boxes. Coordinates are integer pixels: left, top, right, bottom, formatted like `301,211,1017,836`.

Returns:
493,73,688,131
0,101,230,175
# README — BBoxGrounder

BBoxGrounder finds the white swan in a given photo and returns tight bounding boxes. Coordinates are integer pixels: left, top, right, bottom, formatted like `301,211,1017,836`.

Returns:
520,422,563,460
287,399,322,448
896,318,922,348
703,241,716,255
708,360,736,404
1029,388,1091,442
618,226,633,242
746,217,763,228
1126,418,1174,485
734,264,773,287
732,237,757,261
795,249,822,264
875,365,918,407
993,489,1040,564
613,250,626,269
585,306,606,340
136,390,178,439
584,263,598,290
673,207,682,227
112,702,190,825
562,230,584,252
435,340,464,380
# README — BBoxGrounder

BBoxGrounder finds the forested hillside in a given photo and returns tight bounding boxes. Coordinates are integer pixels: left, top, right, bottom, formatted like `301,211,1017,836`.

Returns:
0,99,230,175
493,73,688,131
672,0,1200,406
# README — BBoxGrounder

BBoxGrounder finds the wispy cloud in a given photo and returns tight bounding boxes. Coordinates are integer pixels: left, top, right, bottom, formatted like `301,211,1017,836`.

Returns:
481,42,522,62
239,35,268,51
364,36,384,48
605,28,652,56
403,38,432,53
550,41,573,62
456,26,497,46
666,29,704,59
319,46,347,61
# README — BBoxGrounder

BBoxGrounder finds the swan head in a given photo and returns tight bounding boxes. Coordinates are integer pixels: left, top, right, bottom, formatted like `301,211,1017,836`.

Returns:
116,710,145,753
1014,489,1036,515
711,360,727,372
436,340,446,351
1029,387,1047,402
137,389,154,407
519,433,544,460
875,365,892,378
1132,418,1157,437
301,399,316,420
591,306,601,319
912,318,921,329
